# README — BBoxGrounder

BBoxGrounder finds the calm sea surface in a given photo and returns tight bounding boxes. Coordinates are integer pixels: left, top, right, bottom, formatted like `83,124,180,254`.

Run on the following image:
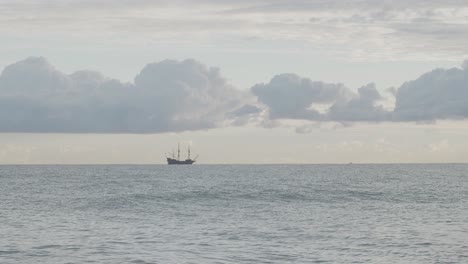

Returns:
1,164,467,263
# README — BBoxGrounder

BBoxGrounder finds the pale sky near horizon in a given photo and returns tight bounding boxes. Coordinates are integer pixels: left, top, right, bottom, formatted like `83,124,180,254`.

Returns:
1,0,468,164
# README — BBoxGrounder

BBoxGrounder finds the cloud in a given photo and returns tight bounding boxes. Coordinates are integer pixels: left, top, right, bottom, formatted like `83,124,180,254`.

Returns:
251,74,387,122
251,73,352,120
227,104,265,126
393,62,468,121
2,57,468,134
132,59,244,132
0,57,72,94
252,61,468,126
0,57,243,133
294,123,321,134
463,60,468,70
1,0,467,60
328,83,389,122
229,104,262,117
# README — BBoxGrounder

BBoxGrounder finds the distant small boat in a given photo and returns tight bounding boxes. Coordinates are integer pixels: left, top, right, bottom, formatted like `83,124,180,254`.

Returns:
166,143,198,165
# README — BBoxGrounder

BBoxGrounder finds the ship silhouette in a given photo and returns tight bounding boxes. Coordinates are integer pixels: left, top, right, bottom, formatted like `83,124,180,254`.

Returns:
166,143,198,165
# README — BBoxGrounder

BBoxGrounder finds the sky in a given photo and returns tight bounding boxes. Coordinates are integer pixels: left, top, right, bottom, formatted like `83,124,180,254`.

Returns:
1,0,468,164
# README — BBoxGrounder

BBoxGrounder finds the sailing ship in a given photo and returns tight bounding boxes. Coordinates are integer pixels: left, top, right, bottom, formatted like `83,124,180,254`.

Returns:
166,143,198,165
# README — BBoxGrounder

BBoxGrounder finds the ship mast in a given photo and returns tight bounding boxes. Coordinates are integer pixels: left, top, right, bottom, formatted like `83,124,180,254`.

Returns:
188,145,191,160
177,143,180,161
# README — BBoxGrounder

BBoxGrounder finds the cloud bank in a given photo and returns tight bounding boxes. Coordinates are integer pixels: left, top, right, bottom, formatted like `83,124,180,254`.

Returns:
252,75,389,122
0,57,245,133
393,64,468,121
253,62,468,124
0,57,467,133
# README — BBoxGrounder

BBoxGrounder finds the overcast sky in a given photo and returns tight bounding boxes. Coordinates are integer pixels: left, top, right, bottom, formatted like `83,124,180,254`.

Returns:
1,0,468,164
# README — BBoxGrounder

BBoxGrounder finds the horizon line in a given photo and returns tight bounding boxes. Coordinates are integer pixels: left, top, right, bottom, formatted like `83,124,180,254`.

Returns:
1,162,467,166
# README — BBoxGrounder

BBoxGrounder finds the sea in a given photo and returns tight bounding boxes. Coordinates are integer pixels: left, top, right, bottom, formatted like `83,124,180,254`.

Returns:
0,164,467,263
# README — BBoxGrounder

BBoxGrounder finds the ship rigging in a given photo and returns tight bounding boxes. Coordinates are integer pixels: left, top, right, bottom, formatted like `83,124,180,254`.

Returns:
166,143,198,165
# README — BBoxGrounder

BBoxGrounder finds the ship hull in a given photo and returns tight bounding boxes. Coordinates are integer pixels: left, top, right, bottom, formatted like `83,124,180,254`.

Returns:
167,158,196,165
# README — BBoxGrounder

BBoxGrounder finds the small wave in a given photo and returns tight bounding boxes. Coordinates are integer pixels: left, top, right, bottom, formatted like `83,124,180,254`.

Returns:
345,190,386,201
32,245,62,250
130,259,155,264
415,242,433,246
0,250,21,255
108,241,131,245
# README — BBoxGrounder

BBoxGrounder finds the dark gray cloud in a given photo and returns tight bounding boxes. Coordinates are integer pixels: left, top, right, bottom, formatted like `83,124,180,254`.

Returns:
252,61,468,124
1,57,468,134
328,83,389,122
252,73,352,120
251,74,386,122
227,104,265,126
132,59,243,132
229,104,262,117
393,62,468,121
0,57,243,133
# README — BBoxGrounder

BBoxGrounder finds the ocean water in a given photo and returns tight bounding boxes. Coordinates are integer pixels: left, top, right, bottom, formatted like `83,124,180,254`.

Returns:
0,164,467,264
